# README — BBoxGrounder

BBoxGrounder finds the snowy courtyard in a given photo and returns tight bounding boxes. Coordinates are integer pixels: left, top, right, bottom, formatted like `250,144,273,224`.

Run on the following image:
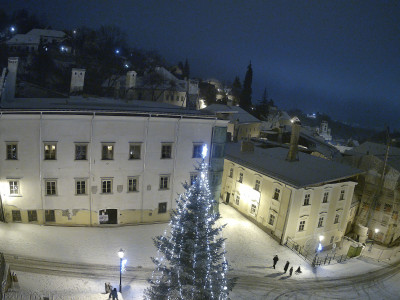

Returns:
1,203,400,299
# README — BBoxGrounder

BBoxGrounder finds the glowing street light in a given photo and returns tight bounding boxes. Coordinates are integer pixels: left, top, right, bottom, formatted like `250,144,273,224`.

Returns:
317,235,324,252
10,26,16,33
115,49,120,54
117,248,125,292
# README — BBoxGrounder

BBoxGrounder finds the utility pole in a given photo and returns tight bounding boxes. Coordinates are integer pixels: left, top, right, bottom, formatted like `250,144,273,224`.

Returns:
365,127,391,231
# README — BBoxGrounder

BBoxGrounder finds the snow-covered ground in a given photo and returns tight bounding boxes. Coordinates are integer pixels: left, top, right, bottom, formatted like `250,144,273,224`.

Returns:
1,204,399,299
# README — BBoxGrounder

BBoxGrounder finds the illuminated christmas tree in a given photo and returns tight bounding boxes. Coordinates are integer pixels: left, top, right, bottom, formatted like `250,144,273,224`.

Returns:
145,145,234,300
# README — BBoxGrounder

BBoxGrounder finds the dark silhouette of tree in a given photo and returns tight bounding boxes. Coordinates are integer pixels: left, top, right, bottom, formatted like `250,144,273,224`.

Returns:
183,58,190,78
255,88,270,119
240,62,253,111
231,76,241,106
199,81,217,106
10,9,46,34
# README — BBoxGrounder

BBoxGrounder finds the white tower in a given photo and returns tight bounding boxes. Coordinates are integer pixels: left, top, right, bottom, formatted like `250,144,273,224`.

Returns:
125,71,137,90
70,68,85,93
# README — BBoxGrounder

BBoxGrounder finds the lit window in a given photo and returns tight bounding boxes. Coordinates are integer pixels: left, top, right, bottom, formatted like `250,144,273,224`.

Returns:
323,192,329,203
129,144,141,160
76,180,86,195
6,143,18,160
268,214,275,226
334,214,340,224
273,188,280,201
318,217,324,228
158,202,167,214
192,144,204,158
235,195,240,205
238,172,243,183
254,179,261,191
159,175,170,190
304,194,311,206
45,180,57,195
44,143,57,160
339,190,345,200
299,220,306,231
9,180,19,195
102,144,114,160
128,177,138,192
75,144,87,160
229,168,233,178
161,144,172,159
101,179,113,193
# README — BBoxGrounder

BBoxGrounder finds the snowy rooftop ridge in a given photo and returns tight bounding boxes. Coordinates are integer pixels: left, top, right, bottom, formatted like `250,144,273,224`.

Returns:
225,142,363,188
203,104,260,124
0,96,216,118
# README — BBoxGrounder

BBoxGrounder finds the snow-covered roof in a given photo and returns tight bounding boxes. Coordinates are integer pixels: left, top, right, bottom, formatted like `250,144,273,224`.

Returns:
6,34,40,45
27,29,66,38
345,141,400,156
225,142,362,188
344,141,400,172
203,104,260,124
0,96,215,118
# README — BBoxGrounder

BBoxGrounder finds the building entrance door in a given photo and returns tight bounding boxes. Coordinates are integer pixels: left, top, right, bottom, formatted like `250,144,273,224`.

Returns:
226,192,230,204
99,209,118,224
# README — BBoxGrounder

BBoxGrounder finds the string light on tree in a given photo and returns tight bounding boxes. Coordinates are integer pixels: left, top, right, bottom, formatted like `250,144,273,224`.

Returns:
145,144,235,299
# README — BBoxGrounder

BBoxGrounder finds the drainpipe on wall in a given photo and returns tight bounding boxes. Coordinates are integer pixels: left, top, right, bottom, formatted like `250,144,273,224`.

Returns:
0,113,4,222
280,185,294,245
40,112,44,224
140,115,151,223
170,116,182,210
89,112,95,226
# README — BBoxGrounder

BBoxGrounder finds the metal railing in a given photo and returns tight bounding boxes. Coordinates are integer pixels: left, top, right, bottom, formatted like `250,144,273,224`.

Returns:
285,237,349,267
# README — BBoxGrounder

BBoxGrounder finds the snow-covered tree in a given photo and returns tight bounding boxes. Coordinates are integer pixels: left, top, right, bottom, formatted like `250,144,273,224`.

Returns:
145,146,234,300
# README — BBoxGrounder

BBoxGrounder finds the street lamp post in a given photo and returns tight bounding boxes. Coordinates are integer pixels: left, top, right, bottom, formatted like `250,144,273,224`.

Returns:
118,248,125,293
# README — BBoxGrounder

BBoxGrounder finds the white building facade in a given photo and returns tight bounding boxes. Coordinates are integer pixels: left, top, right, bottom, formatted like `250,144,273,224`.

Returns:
0,110,227,226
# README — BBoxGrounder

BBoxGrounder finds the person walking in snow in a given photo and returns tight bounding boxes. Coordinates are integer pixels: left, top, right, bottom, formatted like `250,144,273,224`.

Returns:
273,255,279,269
283,261,290,273
109,287,118,300
295,266,302,274
289,266,293,276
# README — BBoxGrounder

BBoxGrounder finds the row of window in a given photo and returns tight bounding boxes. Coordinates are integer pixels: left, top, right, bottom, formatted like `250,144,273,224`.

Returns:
232,193,342,230
11,201,169,223
230,168,347,204
299,214,341,231
12,209,52,222
8,171,219,196
6,143,206,161
8,175,168,196
165,94,185,102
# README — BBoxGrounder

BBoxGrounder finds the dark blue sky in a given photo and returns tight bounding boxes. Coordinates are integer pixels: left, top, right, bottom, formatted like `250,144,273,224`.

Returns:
3,0,399,129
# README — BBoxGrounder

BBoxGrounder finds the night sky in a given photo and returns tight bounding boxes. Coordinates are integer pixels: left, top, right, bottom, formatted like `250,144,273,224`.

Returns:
3,1,399,129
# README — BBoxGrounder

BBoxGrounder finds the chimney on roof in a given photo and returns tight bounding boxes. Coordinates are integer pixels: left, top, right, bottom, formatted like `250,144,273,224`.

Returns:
70,68,85,94
4,57,19,102
286,122,301,162
241,139,254,152
126,71,137,90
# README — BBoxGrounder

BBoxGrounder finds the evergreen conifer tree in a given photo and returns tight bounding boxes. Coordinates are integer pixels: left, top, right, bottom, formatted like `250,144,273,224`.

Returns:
183,58,190,78
240,62,253,111
231,76,242,106
145,146,234,300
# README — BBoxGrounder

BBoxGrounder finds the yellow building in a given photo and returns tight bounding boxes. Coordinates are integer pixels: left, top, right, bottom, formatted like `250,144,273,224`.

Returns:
221,141,362,251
